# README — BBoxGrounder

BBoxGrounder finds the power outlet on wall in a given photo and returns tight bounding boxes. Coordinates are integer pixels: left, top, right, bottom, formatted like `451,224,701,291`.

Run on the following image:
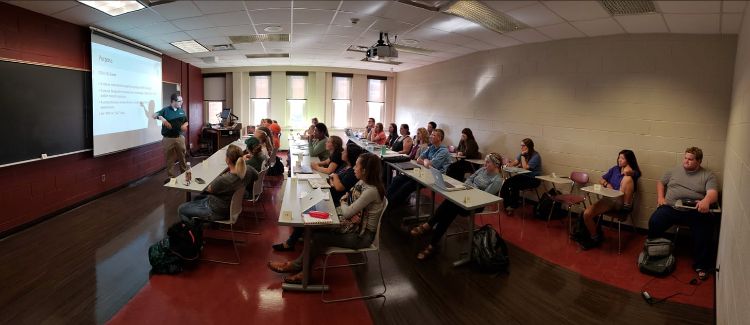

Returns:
101,174,106,183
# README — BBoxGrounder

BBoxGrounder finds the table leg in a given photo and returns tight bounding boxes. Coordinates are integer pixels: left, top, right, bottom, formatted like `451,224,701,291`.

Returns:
282,227,329,292
453,211,475,267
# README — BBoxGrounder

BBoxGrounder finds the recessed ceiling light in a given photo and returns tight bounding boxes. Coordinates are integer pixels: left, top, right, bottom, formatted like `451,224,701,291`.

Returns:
170,40,210,54
264,26,284,33
78,1,145,16
401,39,419,45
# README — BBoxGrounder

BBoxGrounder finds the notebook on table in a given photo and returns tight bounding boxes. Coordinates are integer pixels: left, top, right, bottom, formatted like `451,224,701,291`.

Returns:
393,161,421,170
303,213,334,224
308,178,331,189
430,167,466,191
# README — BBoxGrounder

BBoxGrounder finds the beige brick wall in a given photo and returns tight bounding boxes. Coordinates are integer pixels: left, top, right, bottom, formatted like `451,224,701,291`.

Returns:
717,7,750,325
395,34,736,229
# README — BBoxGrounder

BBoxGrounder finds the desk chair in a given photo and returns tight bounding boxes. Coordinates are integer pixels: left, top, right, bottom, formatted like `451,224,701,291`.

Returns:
550,172,588,233
200,187,246,265
320,199,388,303
596,193,637,254
246,166,269,224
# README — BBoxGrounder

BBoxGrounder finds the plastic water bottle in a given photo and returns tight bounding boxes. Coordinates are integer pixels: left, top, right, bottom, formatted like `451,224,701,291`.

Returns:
380,145,386,157
184,162,192,185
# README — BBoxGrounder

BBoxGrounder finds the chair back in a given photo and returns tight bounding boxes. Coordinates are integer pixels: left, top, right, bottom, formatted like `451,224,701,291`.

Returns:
252,166,268,201
228,187,246,224
371,198,389,249
569,171,589,186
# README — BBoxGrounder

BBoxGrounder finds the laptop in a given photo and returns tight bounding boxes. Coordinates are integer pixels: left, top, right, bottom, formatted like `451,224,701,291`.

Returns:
296,164,314,174
429,168,466,191
393,161,421,170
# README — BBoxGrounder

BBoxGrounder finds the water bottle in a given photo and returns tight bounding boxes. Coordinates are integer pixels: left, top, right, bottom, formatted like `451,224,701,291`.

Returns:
380,145,386,157
184,162,192,185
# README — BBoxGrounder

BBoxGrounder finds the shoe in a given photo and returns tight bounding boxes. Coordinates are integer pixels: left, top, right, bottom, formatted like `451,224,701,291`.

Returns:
267,261,301,274
284,271,304,284
416,244,436,260
272,242,295,251
410,223,431,237
696,269,709,281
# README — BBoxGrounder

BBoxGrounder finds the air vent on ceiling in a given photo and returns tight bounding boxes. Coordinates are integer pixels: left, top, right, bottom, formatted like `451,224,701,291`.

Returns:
361,58,402,65
230,34,290,43
246,53,290,59
201,56,219,64
212,44,235,51
139,0,177,7
598,0,656,16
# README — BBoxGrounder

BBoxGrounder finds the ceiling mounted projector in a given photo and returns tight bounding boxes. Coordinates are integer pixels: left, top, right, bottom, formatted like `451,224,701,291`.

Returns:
365,32,398,61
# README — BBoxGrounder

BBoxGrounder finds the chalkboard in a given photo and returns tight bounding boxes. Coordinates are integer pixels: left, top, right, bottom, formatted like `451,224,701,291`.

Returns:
0,60,91,166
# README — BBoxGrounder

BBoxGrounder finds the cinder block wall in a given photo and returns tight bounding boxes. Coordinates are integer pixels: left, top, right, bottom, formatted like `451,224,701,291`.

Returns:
395,34,736,228
717,7,750,325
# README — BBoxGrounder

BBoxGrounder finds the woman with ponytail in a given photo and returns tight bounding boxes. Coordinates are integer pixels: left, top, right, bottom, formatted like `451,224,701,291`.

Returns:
178,144,257,224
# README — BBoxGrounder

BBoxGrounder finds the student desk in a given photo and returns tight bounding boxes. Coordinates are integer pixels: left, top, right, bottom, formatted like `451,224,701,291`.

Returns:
164,139,244,200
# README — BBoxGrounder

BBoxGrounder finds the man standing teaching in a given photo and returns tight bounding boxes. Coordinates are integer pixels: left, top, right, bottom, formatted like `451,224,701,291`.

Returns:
154,93,188,179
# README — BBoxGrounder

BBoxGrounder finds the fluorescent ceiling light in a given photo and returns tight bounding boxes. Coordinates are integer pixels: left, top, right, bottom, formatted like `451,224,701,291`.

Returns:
78,1,145,16
442,0,526,34
170,40,210,54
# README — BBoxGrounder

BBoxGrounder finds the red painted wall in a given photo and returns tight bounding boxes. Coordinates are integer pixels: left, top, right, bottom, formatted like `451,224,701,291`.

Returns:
0,3,203,235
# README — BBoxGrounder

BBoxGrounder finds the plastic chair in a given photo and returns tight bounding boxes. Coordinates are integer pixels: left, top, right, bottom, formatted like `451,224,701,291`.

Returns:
200,187,246,265
320,199,389,303
597,193,637,254
246,166,269,222
550,172,589,233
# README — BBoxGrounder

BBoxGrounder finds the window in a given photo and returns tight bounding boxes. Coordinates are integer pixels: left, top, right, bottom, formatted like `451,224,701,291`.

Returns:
367,77,386,122
206,101,223,124
250,73,271,125
332,75,352,129
287,73,307,128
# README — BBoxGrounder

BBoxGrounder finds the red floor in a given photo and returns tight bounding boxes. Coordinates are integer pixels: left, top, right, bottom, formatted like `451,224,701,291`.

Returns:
474,204,714,309
108,178,373,325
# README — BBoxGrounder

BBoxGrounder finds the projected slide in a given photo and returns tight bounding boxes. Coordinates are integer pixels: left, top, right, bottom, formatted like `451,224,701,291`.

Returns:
91,32,163,156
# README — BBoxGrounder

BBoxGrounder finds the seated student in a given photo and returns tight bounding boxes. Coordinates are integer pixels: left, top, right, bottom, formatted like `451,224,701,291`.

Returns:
178,144,257,224
311,135,344,174
243,136,266,173
392,124,414,155
409,127,430,160
255,126,275,167
369,122,387,145
577,150,641,249
267,153,386,284
648,147,718,280
309,123,330,160
386,123,399,147
446,128,481,181
387,129,452,207
364,117,375,139
268,119,281,150
411,153,504,259
301,117,318,140
500,138,542,214
272,143,363,251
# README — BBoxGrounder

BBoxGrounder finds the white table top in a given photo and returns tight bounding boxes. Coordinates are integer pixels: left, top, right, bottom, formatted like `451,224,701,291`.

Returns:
536,175,574,185
163,139,244,192
502,166,531,174
277,177,339,227
580,185,624,198
466,159,485,165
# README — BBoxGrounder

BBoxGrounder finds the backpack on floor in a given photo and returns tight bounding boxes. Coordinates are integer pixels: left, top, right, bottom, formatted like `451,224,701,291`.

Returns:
534,188,565,220
148,221,202,274
267,156,284,176
471,224,510,273
638,238,676,276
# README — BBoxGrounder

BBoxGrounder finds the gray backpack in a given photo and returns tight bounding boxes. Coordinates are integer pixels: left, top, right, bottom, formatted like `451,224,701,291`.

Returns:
638,238,676,276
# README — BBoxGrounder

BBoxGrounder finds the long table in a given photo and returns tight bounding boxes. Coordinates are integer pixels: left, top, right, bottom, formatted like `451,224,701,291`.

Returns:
164,138,245,200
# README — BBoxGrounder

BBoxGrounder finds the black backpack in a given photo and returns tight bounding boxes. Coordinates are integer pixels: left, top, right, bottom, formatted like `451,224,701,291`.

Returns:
471,224,510,273
534,188,565,220
267,156,284,176
638,238,676,276
148,221,202,274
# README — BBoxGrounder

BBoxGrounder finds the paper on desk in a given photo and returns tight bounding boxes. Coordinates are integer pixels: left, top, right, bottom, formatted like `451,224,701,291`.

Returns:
303,213,334,224
298,188,326,213
295,173,322,179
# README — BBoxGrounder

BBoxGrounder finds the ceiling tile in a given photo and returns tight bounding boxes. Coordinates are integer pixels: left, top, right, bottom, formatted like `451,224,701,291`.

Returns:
326,25,367,37
421,14,477,33
205,11,251,27
656,1,721,14
195,36,232,46
484,1,539,13
158,31,193,43
721,13,743,34
255,23,292,34
292,1,341,10
150,1,203,20
370,18,417,35
243,1,291,10
137,21,181,35
171,16,216,31
614,14,669,33
339,1,390,16
722,1,748,13
7,0,78,16
193,1,247,14
463,40,496,51
487,35,524,48
570,17,624,36
505,28,551,43
506,3,565,27
292,23,329,35
248,9,291,24
378,1,436,25
185,27,224,39
217,25,256,36
52,4,111,25
292,9,336,24
536,22,585,39
663,14,720,34
332,12,377,27
542,1,611,21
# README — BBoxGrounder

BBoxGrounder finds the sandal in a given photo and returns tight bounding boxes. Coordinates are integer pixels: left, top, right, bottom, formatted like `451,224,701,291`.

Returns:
696,269,709,281
410,223,431,237
284,271,304,284
267,261,301,274
272,242,295,251
416,244,435,260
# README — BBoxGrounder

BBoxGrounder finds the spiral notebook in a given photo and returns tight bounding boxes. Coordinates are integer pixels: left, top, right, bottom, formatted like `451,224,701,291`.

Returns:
303,213,334,224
